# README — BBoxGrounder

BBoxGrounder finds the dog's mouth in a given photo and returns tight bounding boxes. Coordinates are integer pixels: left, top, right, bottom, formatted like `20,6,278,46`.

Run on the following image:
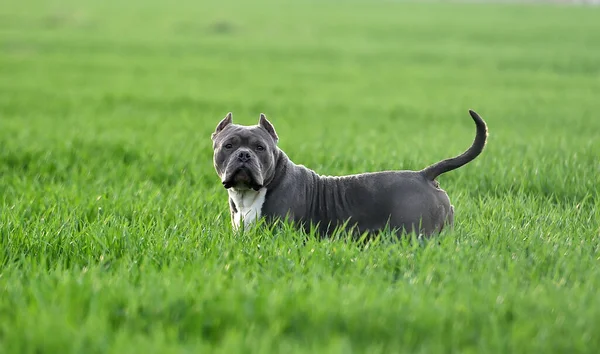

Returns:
222,166,263,191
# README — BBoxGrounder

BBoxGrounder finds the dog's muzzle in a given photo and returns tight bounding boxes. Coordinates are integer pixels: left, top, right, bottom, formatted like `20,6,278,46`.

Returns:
222,151,264,190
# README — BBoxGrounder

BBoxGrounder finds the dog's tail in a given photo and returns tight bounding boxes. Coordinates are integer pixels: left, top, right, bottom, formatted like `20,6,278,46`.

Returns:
420,110,488,181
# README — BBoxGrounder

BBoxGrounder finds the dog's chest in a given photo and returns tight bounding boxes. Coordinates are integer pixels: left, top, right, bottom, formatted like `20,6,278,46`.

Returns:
228,188,267,230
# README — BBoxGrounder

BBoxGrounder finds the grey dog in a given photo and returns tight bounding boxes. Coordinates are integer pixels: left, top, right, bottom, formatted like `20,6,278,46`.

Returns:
212,110,488,237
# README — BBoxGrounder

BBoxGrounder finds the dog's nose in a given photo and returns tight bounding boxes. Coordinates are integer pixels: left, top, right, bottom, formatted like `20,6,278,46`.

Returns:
237,151,252,162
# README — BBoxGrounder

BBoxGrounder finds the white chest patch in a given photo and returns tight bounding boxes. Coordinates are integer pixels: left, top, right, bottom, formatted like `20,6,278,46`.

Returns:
228,188,267,231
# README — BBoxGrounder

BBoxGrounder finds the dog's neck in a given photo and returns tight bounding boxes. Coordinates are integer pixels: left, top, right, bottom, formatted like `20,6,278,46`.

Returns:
227,187,267,231
224,150,291,231
264,148,303,191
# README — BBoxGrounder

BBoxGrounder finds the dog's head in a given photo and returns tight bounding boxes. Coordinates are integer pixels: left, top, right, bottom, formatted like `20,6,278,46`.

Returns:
211,113,279,191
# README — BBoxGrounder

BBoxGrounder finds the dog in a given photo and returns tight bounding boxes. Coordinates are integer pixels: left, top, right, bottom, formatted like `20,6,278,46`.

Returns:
212,110,487,237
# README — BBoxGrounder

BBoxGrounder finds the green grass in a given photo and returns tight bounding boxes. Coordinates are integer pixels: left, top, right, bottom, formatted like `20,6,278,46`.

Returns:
1,0,600,352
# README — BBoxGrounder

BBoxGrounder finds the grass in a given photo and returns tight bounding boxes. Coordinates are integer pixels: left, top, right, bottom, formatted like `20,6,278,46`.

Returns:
1,0,600,352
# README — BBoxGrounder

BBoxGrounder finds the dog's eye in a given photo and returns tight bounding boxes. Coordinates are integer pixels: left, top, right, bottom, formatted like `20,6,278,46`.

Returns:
224,143,233,149
256,145,265,151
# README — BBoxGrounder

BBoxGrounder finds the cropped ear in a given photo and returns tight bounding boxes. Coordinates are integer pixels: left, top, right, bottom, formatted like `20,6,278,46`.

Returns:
259,113,278,143
212,112,233,140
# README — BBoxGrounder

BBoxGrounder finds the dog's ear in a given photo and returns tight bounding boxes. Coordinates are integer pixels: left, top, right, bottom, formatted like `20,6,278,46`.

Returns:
212,112,233,140
258,113,278,143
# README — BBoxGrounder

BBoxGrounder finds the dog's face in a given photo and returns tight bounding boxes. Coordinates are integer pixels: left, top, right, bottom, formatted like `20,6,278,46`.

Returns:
211,113,279,191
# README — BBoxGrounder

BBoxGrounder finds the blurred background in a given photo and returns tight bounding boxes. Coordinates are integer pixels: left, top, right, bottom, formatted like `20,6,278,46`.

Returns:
1,0,599,200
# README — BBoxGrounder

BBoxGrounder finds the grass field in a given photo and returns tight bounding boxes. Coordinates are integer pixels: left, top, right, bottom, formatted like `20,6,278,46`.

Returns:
1,0,600,352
